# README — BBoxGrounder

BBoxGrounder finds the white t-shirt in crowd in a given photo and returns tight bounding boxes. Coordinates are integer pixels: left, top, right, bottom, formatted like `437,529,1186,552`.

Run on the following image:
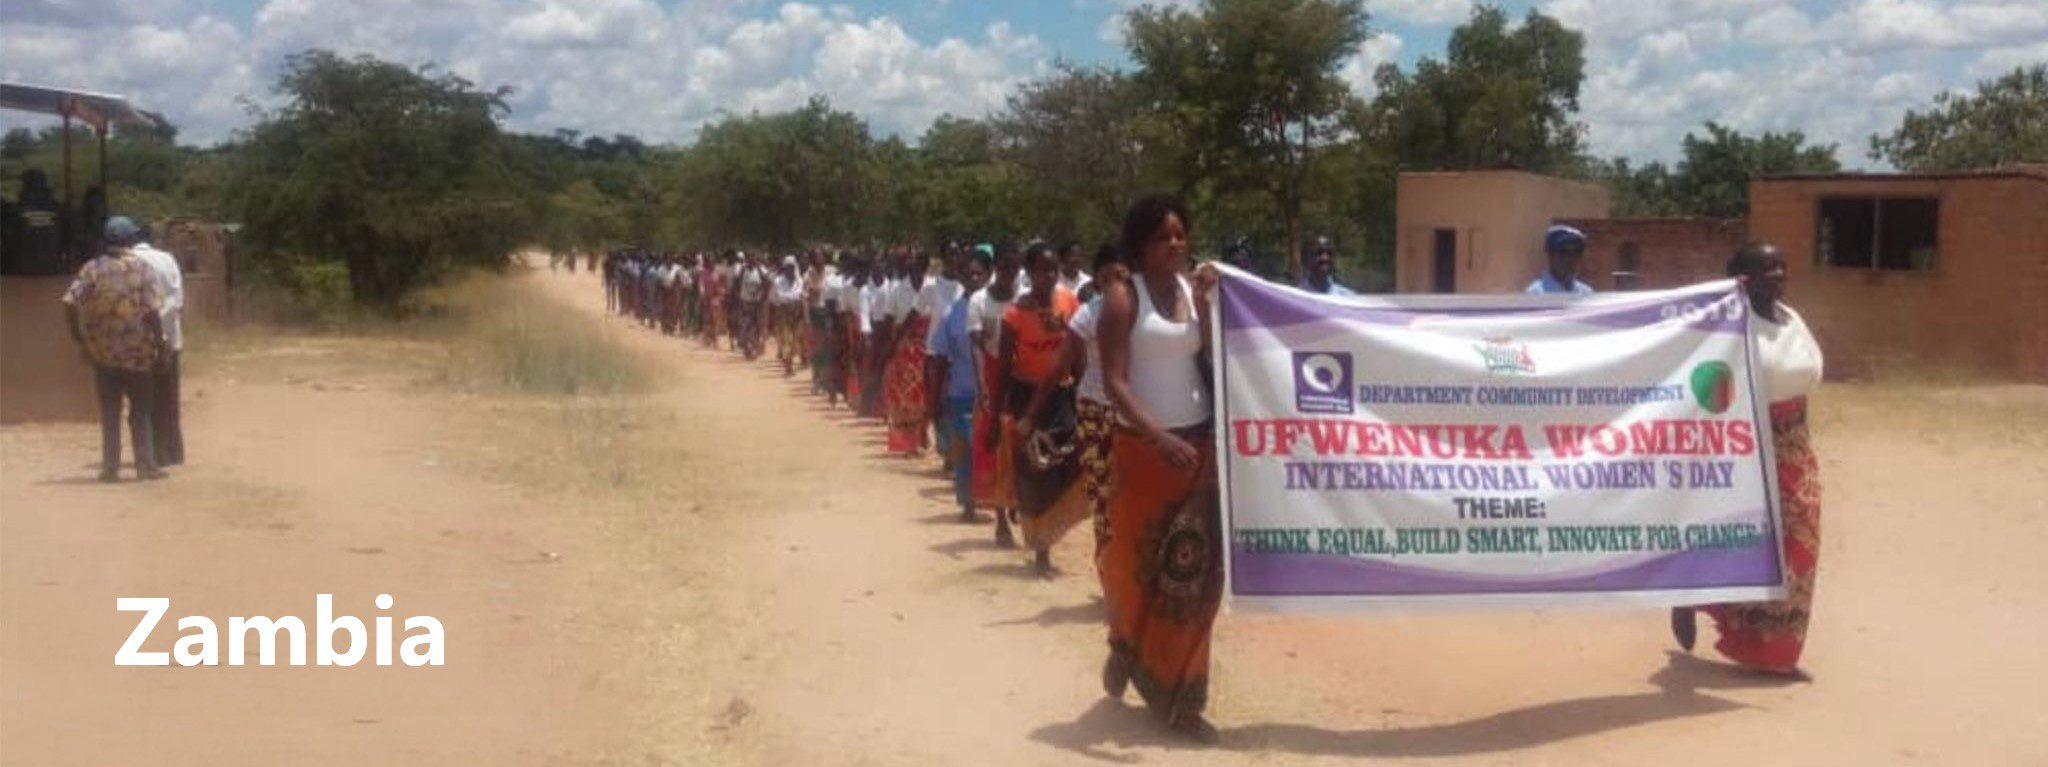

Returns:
772,273,802,305
857,283,878,335
823,272,846,309
877,278,903,322
968,286,1016,357
918,277,963,347
1068,297,1105,403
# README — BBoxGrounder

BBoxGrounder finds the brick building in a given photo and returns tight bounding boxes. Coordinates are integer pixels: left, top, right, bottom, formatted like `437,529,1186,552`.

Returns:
1747,168,2048,382
1552,217,1748,291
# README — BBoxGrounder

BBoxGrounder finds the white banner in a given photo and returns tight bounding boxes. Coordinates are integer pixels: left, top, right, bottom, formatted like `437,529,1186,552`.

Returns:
1213,265,1786,611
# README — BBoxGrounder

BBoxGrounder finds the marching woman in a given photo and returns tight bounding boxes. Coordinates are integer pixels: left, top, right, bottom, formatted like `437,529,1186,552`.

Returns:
805,251,832,392
824,253,853,408
968,246,1024,533
869,254,901,420
1025,245,1127,573
921,247,966,466
702,252,728,349
842,257,871,413
929,254,991,522
988,243,1083,573
1672,242,1826,676
884,250,936,454
772,256,805,376
1096,194,1222,743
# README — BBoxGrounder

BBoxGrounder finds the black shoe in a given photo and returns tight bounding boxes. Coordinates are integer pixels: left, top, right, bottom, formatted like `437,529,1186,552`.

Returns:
959,507,978,524
1671,607,1697,652
98,469,119,483
1101,651,1130,699
995,517,1016,549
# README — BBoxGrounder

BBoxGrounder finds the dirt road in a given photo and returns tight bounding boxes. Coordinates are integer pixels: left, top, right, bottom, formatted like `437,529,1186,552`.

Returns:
5,267,2045,765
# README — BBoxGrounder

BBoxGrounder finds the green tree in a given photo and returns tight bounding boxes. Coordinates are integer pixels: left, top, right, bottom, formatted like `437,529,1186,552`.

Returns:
910,115,1017,243
229,50,533,308
1126,0,1371,277
1366,6,1586,173
1870,65,2048,171
1581,157,1683,217
999,64,1155,241
673,97,884,248
1670,121,1838,218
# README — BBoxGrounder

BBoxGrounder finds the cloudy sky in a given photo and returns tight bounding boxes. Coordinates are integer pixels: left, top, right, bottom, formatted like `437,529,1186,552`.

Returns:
4,0,2044,166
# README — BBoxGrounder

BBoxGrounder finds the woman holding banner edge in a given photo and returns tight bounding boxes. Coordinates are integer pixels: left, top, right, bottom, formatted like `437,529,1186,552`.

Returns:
1672,242,1825,675
1096,194,1225,744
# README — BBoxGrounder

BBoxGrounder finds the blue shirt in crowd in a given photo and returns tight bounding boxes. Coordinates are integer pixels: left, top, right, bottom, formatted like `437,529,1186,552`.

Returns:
928,295,980,400
1525,273,1594,295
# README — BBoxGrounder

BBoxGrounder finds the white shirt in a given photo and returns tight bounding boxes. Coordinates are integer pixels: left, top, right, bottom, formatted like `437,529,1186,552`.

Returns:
918,277,964,347
1059,272,1092,295
968,285,1016,357
857,283,879,335
772,273,803,305
1068,297,1106,403
823,273,847,309
877,278,903,321
738,265,768,301
132,243,184,352
1755,304,1823,404
895,279,920,320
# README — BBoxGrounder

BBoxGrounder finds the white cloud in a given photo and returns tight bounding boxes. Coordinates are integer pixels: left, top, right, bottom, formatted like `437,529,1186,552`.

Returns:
1738,6,1819,47
1971,40,2048,77
1542,0,1785,48
1828,0,2048,53
1339,32,1406,97
0,0,1049,144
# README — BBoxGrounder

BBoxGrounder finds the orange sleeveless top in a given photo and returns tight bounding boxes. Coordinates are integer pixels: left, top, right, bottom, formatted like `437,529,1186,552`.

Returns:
1001,288,1080,385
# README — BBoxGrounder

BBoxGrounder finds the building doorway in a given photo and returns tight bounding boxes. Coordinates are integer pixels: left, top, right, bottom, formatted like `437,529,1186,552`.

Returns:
1431,228,1457,293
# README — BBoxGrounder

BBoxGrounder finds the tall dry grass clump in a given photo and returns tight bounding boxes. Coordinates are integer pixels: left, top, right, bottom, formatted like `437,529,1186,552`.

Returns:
432,274,648,396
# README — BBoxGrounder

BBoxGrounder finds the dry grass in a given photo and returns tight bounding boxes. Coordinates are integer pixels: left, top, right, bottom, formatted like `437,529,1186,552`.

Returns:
423,273,651,397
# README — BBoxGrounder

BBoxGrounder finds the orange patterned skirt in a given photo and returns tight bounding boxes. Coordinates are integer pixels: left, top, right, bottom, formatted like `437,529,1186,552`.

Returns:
1100,423,1221,722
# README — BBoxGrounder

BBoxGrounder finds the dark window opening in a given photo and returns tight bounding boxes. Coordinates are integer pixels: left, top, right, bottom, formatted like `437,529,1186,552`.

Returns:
1817,197,1937,270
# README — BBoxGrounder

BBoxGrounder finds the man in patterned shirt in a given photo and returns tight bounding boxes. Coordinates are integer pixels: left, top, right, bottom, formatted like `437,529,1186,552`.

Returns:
63,217,168,482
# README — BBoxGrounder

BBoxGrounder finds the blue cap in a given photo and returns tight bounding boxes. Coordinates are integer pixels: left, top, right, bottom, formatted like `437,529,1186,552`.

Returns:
974,243,995,258
104,216,143,246
1545,225,1586,253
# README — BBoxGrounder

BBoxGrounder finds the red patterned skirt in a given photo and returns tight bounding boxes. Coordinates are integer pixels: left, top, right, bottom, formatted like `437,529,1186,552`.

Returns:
884,316,931,453
1701,397,1822,673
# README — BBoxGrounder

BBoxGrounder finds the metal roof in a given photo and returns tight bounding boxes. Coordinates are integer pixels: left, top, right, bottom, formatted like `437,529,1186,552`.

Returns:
0,82,159,132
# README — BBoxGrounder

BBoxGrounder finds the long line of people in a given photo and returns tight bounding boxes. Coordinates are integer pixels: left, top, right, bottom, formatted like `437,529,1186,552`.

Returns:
589,196,1827,745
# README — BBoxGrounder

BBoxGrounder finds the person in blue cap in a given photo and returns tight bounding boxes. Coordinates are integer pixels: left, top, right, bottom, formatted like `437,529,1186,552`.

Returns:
63,216,168,481
1527,225,1595,295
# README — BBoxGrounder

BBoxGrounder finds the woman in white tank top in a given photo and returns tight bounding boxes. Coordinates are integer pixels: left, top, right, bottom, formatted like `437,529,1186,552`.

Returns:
1093,194,1224,744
